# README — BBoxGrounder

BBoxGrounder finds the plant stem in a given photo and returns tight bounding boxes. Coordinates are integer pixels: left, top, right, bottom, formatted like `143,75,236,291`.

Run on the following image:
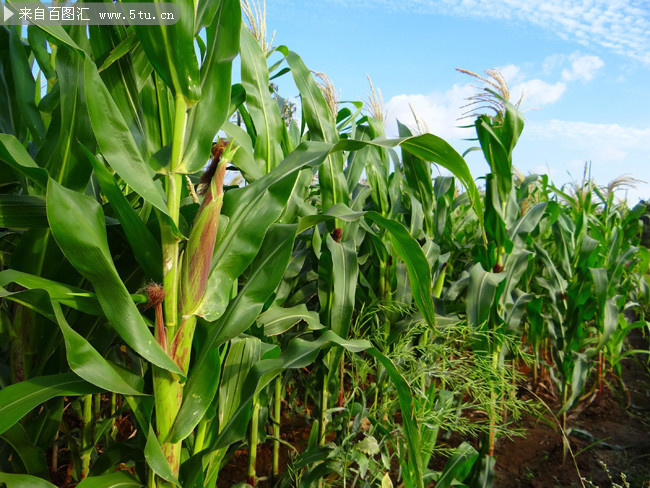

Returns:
420,330,429,393
598,350,603,399
273,374,282,478
488,345,500,456
562,385,568,463
319,369,329,445
154,95,188,487
81,394,93,479
248,395,260,486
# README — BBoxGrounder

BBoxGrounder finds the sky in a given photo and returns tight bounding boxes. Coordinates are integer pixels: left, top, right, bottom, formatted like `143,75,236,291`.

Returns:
258,0,650,203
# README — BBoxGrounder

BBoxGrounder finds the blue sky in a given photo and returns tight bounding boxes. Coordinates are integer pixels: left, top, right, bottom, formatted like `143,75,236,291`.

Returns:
259,0,650,203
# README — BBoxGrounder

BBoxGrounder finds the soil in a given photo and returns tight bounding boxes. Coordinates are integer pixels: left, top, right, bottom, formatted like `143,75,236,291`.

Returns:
495,329,650,488
46,333,650,488
218,331,650,488
216,410,314,488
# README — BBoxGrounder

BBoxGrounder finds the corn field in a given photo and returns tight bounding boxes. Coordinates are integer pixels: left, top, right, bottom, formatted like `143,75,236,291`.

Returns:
0,2,648,488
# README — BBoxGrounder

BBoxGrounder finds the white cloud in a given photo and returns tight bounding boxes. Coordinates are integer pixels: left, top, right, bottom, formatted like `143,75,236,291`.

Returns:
512,79,566,107
385,83,476,140
526,120,650,157
385,62,571,137
333,0,650,64
561,54,605,81
523,119,650,202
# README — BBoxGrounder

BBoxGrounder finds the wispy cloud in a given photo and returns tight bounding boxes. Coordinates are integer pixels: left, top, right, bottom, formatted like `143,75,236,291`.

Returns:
559,53,605,81
523,119,650,201
385,60,575,137
332,0,650,64
526,119,650,160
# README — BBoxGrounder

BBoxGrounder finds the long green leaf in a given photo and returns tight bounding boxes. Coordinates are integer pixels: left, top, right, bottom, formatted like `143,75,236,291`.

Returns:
259,303,323,336
9,26,45,144
181,0,240,173
0,134,48,190
83,56,169,215
0,195,48,228
466,263,504,330
239,26,284,174
131,0,199,103
1,423,48,477
365,211,436,327
0,269,102,316
366,348,424,488
287,50,346,209
46,178,181,375
398,134,484,228
75,471,144,488
144,425,180,486
0,473,57,488
52,302,145,395
44,44,94,192
82,147,162,281
0,373,99,436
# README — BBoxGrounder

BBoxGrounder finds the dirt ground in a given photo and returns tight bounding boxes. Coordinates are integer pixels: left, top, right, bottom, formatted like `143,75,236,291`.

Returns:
218,330,650,487
495,330,650,488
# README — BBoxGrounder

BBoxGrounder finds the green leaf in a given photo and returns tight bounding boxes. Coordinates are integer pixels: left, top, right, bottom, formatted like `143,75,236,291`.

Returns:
0,195,48,228
507,202,547,246
218,337,262,430
82,147,162,281
0,269,103,316
287,50,346,209
83,56,169,216
560,352,589,414
0,473,57,488
46,178,181,376
0,373,99,436
398,121,434,235
259,303,323,336
0,134,48,190
398,133,484,230
52,301,145,395
239,27,284,174
75,471,144,488
296,203,365,233
98,32,138,72
181,0,240,173
434,442,479,488
319,235,358,338
27,26,55,80
9,26,46,144
88,24,149,159
131,0,200,103
466,263,505,330
144,425,180,486
286,51,336,142
356,436,380,456
31,23,85,54
44,44,94,192
1,423,48,477
365,211,436,327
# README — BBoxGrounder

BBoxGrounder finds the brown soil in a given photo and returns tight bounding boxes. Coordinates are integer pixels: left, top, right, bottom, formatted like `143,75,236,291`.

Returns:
495,330,650,488
218,332,650,488
216,410,314,487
